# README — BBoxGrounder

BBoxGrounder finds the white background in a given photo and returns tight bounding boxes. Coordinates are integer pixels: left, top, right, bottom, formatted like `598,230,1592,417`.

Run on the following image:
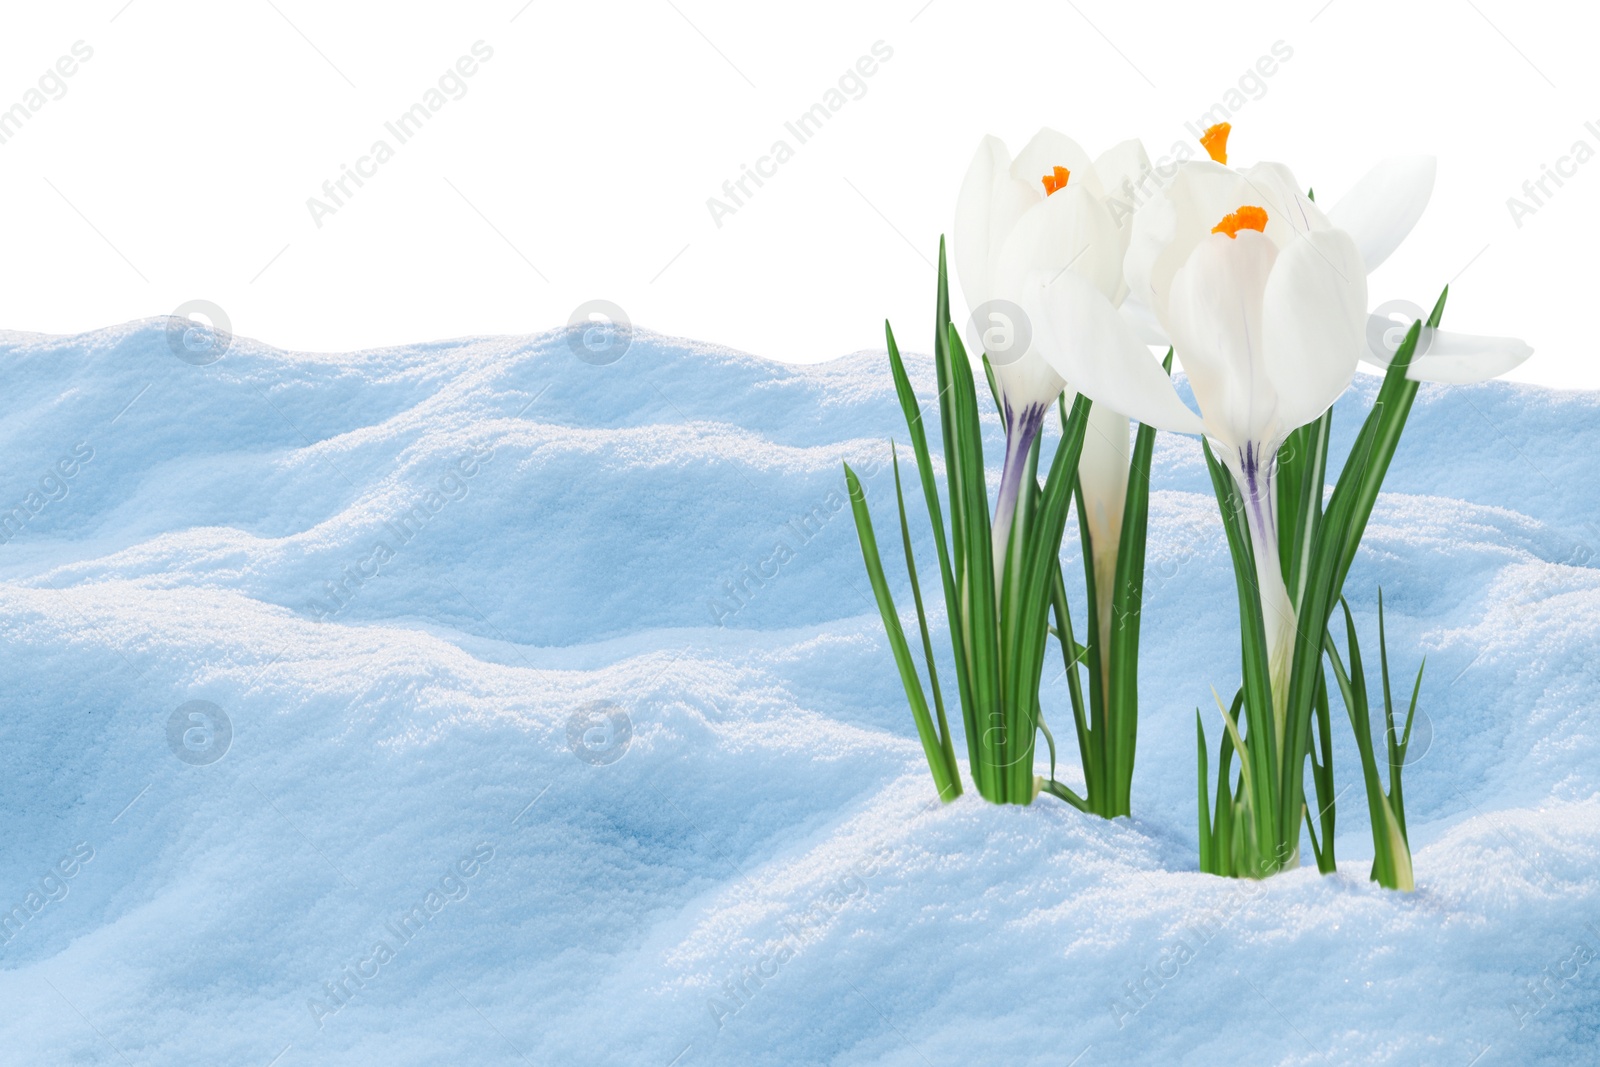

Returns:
0,0,1592,386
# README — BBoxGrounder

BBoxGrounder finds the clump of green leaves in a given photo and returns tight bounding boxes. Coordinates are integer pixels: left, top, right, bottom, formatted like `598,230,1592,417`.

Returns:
1197,289,1445,882
1324,591,1423,890
846,240,1091,805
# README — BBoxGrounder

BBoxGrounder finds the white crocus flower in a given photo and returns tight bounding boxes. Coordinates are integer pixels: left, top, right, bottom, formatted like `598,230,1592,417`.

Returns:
1363,309,1534,383
1326,149,1532,382
954,130,1091,575
1044,149,1366,741
1043,125,1533,755
1122,126,1532,384
1163,182,1366,730
955,129,1202,593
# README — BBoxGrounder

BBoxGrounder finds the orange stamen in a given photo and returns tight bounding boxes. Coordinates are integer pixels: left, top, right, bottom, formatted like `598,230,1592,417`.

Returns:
1212,205,1268,238
1041,165,1070,196
1200,122,1231,164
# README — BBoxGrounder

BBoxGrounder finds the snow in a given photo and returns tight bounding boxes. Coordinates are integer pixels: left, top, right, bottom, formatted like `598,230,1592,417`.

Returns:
2,319,1598,1065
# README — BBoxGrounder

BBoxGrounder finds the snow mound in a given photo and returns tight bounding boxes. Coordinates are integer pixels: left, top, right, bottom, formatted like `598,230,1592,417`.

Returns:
3,320,1597,1065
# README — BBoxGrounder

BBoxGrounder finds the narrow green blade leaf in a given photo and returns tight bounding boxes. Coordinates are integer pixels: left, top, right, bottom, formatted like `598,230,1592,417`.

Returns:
1104,351,1170,814
892,443,961,795
1197,711,1212,873
1278,295,1439,841
1202,438,1280,852
845,462,960,801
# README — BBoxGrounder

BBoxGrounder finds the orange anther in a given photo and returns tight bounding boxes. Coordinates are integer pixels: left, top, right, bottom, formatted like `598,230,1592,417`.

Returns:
1212,205,1268,238
1200,122,1231,165
1041,165,1070,195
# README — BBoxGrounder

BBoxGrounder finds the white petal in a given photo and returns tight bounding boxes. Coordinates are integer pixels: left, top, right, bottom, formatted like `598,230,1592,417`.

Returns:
985,186,1121,413
1329,155,1436,273
1403,330,1532,384
1093,139,1153,203
954,135,1037,315
1126,161,1201,323
1360,323,1534,384
1126,159,1334,337
1010,128,1102,199
963,284,1065,413
1165,230,1279,449
1093,139,1155,305
1261,228,1368,433
1236,162,1326,244
1079,401,1132,636
1079,401,1132,554
1025,269,1203,435
1120,295,1170,346
991,184,1122,304
1127,159,1249,326
990,350,1067,415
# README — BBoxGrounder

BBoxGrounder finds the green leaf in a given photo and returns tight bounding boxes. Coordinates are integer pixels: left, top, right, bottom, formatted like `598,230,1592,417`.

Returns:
844,462,960,802
1323,597,1414,889
1037,776,1091,812
1102,351,1170,815
1010,393,1092,800
1277,409,1331,609
1276,292,1439,847
1050,562,1095,804
1308,669,1337,873
892,443,961,798
1197,711,1212,873
885,321,971,735
1213,690,1242,876
1202,438,1280,857
1395,657,1425,837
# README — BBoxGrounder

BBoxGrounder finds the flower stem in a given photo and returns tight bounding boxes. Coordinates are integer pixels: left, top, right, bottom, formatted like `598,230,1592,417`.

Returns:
1229,441,1296,764
991,401,1047,586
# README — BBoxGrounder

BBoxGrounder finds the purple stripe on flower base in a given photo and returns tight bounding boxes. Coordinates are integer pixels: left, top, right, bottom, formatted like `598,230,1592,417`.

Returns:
1236,440,1278,551
992,399,1049,571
